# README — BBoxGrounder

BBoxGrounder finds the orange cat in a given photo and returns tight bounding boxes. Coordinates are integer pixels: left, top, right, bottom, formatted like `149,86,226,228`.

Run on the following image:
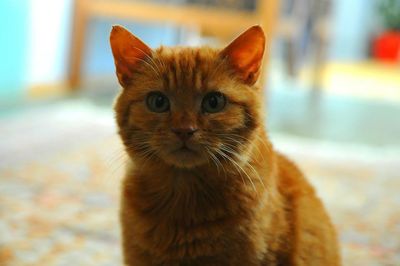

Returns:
110,25,340,266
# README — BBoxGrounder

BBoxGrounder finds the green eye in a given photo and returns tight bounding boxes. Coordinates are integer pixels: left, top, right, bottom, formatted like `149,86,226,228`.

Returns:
146,92,170,113
202,92,226,113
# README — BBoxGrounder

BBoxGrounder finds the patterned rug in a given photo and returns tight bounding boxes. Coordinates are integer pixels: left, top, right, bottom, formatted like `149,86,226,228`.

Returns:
0,99,399,265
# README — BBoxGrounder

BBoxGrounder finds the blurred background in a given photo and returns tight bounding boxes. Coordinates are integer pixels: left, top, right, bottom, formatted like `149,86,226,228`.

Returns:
1,0,399,265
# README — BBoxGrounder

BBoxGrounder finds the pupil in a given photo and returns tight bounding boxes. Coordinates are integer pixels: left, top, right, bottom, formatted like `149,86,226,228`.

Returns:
156,96,164,107
209,96,218,108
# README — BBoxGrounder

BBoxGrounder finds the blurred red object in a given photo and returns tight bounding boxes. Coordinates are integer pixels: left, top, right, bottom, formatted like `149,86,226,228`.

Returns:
373,31,400,62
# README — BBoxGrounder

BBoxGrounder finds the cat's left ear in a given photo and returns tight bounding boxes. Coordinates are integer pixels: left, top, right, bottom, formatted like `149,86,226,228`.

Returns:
110,25,152,87
221,25,265,85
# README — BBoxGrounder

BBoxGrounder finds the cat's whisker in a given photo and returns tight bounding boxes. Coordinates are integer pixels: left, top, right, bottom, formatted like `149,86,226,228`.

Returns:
146,46,167,73
105,147,129,172
216,132,266,163
214,147,257,194
219,149,256,193
125,55,162,79
202,141,236,181
220,143,266,191
209,57,227,79
153,52,167,73
221,150,265,195
214,132,251,142
209,151,221,176
221,146,264,193
240,158,266,190
106,147,126,165
132,47,164,78
125,143,158,169
132,144,154,156
139,150,157,168
217,138,245,152
213,133,259,158
214,148,246,187
205,147,221,176
106,153,129,182
208,145,229,178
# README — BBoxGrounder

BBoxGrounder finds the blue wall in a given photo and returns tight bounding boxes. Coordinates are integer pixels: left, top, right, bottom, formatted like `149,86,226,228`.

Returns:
0,1,29,99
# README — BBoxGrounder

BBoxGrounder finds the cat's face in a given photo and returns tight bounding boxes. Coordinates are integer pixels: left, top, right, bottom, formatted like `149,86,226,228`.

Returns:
111,26,265,169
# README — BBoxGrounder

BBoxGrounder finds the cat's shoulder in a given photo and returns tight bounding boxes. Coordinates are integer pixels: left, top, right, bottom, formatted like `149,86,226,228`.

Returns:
274,151,316,198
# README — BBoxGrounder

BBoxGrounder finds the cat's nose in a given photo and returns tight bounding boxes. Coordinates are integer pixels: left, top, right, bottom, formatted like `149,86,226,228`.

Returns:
171,126,198,142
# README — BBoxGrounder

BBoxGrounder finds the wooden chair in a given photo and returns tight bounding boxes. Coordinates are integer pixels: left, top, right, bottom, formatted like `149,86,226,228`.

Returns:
68,0,281,89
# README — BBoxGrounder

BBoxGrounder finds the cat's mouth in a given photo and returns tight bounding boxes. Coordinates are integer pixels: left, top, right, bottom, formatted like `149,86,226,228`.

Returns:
173,145,197,155
163,144,205,168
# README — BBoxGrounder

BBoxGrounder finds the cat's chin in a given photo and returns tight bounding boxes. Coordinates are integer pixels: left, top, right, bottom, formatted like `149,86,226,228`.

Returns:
162,148,207,169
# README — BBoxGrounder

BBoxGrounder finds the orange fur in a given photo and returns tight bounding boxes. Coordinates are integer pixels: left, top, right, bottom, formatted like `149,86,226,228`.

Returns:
110,25,341,265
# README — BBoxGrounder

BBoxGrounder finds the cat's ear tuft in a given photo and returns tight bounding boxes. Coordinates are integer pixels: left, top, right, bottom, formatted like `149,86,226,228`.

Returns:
110,25,152,87
221,25,265,85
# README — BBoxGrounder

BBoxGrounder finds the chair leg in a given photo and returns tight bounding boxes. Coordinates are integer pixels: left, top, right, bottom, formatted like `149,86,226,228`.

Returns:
68,0,88,90
311,29,327,92
284,39,297,78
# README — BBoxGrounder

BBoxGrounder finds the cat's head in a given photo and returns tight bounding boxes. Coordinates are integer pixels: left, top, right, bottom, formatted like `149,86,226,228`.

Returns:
110,25,265,169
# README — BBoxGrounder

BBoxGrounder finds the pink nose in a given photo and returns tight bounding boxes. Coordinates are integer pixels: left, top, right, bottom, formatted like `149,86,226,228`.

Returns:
171,127,198,142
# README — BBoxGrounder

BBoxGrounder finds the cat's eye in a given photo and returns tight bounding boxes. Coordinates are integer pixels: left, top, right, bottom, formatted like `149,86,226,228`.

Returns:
202,92,226,113
146,92,170,113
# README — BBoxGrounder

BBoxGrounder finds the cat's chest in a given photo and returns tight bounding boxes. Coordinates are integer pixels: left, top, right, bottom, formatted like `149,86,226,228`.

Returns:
123,170,268,265
131,173,228,219
126,168,256,222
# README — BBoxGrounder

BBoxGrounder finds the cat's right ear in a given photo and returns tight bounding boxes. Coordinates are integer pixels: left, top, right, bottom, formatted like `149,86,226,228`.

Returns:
110,25,152,87
221,25,265,85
